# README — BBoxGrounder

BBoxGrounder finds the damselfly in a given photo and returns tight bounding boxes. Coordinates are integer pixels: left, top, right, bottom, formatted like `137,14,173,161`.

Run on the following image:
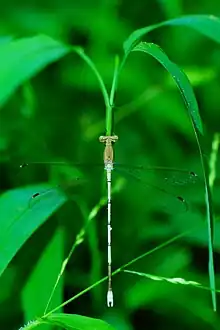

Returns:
20,135,199,307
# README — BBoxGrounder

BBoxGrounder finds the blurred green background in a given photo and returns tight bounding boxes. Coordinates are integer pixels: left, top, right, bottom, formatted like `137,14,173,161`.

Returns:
0,1,220,329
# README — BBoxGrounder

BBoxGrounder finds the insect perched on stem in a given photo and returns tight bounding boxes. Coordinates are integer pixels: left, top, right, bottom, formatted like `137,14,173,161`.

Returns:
20,135,199,307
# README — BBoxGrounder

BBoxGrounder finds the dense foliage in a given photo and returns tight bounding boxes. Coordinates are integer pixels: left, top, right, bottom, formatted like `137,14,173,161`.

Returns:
0,1,220,329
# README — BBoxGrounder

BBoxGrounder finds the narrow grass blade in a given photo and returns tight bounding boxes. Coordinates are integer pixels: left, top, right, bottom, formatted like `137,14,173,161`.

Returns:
43,228,198,315
123,270,220,293
126,41,216,311
133,42,203,134
123,15,220,54
209,133,220,189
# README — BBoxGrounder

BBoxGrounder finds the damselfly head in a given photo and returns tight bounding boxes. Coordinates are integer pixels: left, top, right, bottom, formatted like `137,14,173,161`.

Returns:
99,135,118,144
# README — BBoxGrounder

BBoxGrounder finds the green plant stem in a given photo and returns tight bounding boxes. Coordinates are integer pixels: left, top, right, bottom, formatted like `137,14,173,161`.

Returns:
42,226,198,318
18,320,44,330
209,132,220,189
106,55,120,135
84,86,161,140
43,196,107,315
43,229,83,315
43,181,125,315
72,47,110,109
109,55,120,107
105,105,112,136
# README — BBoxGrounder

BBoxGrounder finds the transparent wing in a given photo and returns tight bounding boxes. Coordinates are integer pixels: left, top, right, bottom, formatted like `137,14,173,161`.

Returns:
18,161,201,213
114,165,201,214
18,162,87,209
28,178,84,209
19,162,199,187
114,164,199,186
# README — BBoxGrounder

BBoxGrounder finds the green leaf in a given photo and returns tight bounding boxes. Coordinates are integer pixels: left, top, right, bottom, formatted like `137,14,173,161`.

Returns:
124,15,220,54
43,313,116,330
22,228,64,327
0,35,69,107
0,184,67,277
0,36,13,46
127,41,216,311
0,35,109,112
132,42,203,134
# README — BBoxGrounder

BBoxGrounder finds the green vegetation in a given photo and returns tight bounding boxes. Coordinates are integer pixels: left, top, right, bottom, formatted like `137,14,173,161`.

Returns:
0,2,220,329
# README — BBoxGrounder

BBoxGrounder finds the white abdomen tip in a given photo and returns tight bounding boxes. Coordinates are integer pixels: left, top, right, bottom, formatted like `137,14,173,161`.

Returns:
107,289,113,307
